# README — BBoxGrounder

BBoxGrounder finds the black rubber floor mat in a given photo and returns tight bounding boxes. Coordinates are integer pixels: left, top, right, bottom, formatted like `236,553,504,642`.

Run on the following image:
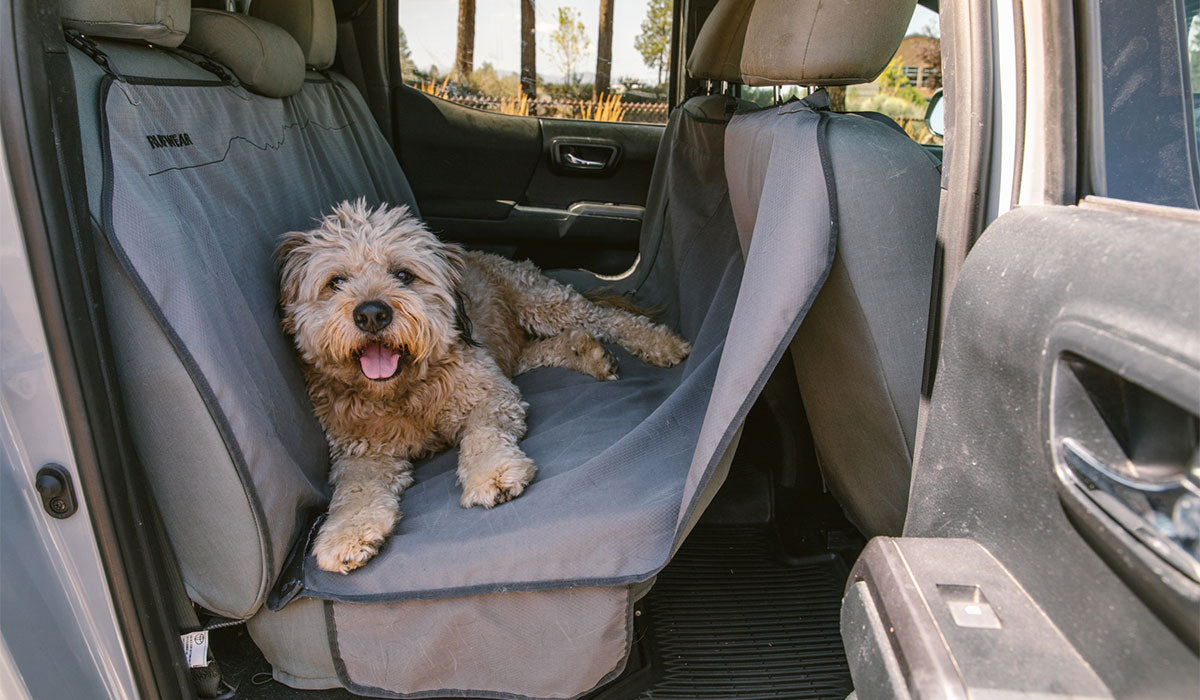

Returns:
633,525,853,699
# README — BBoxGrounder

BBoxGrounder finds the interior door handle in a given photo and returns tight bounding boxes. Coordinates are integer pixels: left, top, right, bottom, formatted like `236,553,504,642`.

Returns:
562,152,607,169
1059,437,1200,584
549,137,621,175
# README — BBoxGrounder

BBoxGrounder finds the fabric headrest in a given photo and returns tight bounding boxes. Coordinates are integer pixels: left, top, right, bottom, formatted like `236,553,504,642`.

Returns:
250,0,337,70
61,0,190,48
686,0,756,82
740,0,918,87
183,9,305,98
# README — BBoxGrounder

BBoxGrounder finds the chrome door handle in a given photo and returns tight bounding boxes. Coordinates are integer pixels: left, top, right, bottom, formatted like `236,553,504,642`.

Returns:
1058,438,1200,581
562,152,606,168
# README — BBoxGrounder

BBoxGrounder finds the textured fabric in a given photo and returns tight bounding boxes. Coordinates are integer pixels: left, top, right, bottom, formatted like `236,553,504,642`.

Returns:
787,113,940,536
184,9,306,97
61,0,190,47
251,0,337,69
708,98,838,530
332,588,633,699
686,0,756,82
739,0,917,86
72,42,279,619
247,598,341,690
291,108,745,600
100,75,418,616
96,64,833,697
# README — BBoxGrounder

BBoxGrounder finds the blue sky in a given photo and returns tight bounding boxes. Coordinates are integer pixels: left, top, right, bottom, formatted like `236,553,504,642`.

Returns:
399,1,939,84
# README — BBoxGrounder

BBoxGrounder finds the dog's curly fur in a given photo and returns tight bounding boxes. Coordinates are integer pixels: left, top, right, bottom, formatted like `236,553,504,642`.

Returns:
278,199,691,573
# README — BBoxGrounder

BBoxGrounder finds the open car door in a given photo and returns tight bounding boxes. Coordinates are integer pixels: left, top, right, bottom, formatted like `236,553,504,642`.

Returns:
840,0,1200,697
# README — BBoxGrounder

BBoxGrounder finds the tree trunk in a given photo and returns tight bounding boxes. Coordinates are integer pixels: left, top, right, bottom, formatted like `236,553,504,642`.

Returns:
593,0,614,99
826,85,846,112
520,0,536,100
455,0,476,80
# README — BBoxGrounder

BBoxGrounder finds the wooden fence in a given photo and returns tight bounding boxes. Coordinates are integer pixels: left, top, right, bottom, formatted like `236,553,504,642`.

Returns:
439,94,671,124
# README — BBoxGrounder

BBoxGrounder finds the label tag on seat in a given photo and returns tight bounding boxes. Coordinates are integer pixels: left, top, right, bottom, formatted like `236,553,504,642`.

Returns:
180,630,209,668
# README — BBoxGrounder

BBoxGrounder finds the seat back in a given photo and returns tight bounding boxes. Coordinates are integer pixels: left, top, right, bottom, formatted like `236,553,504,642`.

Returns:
729,0,939,536
66,0,417,619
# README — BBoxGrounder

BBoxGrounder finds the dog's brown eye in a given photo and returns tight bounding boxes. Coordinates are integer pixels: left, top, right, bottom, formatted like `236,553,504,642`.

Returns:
327,276,347,291
391,269,414,284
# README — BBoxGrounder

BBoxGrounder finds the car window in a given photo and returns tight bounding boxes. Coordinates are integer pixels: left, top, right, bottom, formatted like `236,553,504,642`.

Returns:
844,4,942,145
398,0,673,124
736,5,942,146
1085,0,1200,209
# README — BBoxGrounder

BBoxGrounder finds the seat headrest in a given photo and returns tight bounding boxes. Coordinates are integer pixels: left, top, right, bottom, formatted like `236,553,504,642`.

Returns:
250,0,336,70
61,0,190,48
183,9,305,98
740,0,918,87
686,0,756,82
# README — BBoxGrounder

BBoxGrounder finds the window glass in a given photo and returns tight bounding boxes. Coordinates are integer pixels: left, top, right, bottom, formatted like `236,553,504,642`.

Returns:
398,0,673,123
1088,0,1199,208
844,4,942,145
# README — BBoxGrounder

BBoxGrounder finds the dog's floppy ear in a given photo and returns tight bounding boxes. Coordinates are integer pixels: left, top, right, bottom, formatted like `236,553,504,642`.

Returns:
275,231,309,329
437,242,479,347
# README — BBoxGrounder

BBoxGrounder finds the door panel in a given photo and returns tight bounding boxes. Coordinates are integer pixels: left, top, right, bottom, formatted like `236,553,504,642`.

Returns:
903,200,1199,696
392,86,664,274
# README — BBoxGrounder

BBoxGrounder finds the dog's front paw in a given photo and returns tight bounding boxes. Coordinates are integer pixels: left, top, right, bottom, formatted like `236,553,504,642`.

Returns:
312,521,389,574
460,453,536,508
639,330,692,368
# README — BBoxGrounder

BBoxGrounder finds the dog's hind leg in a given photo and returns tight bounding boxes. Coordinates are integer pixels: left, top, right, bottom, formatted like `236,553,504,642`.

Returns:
313,457,414,574
515,328,619,380
456,383,537,509
512,280,691,368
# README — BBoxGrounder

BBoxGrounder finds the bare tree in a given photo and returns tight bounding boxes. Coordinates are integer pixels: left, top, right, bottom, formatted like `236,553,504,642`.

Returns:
521,0,537,99
593,0,615,98
455,0,476,80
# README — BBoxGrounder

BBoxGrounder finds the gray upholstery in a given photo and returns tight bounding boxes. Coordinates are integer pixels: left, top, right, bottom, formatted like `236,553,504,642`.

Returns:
726,91,939,537
68,0,838,693
61,0,190,47
686,0,756,82
184,9,306,97
250,0,336,69
740,0,917,86
71,26,835,697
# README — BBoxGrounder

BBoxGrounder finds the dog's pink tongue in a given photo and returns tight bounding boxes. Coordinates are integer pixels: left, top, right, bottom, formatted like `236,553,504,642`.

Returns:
360,342,400,380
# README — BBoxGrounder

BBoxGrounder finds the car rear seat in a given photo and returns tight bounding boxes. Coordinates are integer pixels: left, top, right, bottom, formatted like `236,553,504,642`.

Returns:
62,0,841,696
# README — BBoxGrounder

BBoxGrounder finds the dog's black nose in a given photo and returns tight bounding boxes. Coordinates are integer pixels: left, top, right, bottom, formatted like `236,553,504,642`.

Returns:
353,301,392,333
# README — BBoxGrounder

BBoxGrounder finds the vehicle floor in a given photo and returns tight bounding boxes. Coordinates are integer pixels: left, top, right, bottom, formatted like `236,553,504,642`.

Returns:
214,441,862,700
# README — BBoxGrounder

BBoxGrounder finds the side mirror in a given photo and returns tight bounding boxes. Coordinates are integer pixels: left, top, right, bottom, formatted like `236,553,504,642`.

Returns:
925,88,945,138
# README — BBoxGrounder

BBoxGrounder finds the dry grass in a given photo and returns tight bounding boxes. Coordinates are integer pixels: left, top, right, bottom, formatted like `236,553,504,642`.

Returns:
416,76,452,99
496,91,531,117
578,93,627,122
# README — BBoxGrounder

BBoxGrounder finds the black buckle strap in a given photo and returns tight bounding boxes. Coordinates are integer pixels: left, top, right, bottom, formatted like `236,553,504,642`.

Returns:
64,29,124,81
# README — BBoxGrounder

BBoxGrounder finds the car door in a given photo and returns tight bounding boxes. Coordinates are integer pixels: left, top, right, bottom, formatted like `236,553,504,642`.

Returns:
374,0,684,275
842,0,1200,697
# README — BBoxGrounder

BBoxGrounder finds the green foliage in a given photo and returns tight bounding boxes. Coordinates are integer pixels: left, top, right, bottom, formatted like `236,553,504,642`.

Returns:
634,0,672,86
465,62,523,98
875,57,928,109
548,6,590,88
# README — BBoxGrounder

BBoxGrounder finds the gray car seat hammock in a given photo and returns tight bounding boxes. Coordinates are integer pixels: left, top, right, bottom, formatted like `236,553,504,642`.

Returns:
97,60,836,696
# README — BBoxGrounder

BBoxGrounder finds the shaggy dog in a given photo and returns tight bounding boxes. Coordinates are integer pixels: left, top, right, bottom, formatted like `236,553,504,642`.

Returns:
278,199,691,573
